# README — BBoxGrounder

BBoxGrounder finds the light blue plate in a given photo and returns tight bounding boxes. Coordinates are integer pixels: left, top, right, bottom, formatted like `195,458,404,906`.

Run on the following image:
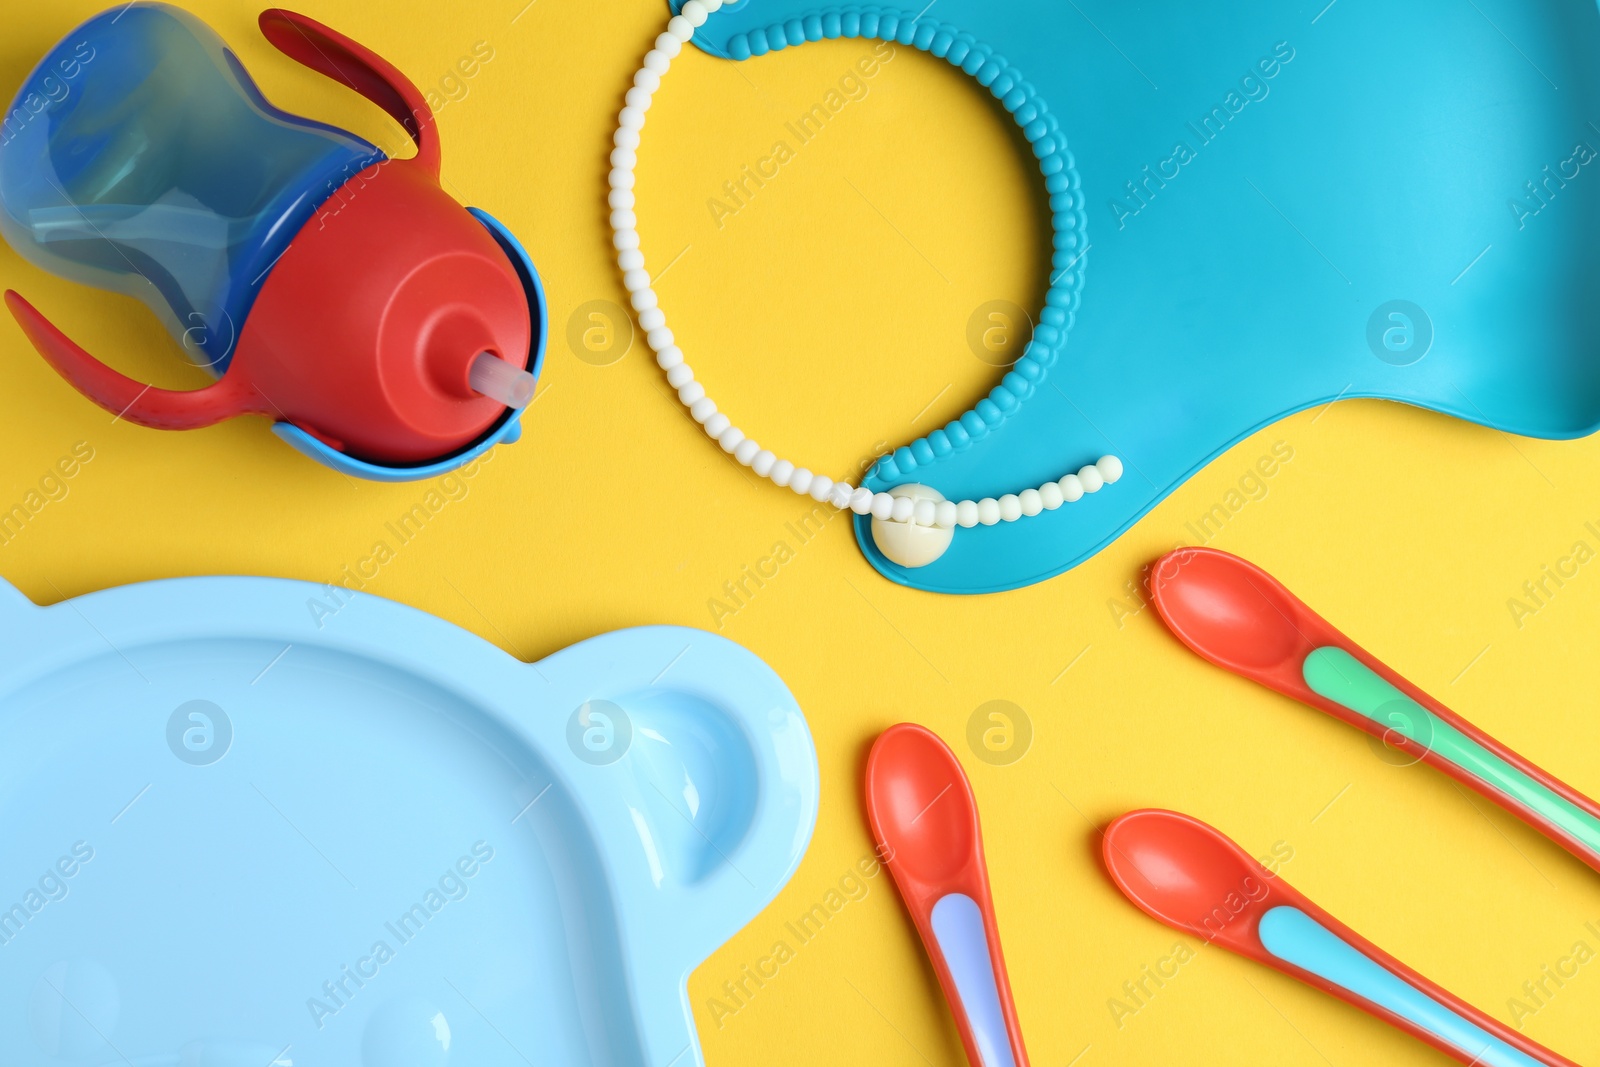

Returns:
675,1,1600,593
0,577,817,1066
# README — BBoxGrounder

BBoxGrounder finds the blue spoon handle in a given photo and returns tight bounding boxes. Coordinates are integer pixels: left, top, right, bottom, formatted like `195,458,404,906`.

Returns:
1257,906,1558,1067
929,893,1019,1067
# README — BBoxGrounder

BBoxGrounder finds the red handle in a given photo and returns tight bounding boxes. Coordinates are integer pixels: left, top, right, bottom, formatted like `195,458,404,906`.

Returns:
258,8,440,177
6,291,257,429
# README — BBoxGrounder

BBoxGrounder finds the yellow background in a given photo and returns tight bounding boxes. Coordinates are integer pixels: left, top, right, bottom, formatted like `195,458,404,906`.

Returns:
4,2,1600,1064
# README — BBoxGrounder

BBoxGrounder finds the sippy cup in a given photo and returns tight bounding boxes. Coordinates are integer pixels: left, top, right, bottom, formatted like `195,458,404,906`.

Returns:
0,4,546,479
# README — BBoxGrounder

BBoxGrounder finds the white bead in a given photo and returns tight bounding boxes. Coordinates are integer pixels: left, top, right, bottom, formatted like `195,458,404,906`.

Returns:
625,86,654,111
638,307,665,332
689,397,716,423
956,500,980,528
704,413,731,437
608,168,635,190
609,188,636,210
619,106,645,131
1039,482,1064,509
683,0,709,25
752,450,777,477
611,207,638,230
654,33,683,58
677,381,705,405
609,147,637,171
647,327,674,352
613,128,640,151
734,438,760,465
718,426,744,452
655,345,684,370
850,487,875,514
934,500,958,528
870,493,895,519
621,268,649,292
618,247,644,271
1059,474,1084,502
700,0,723,11
977,498,1001,526
790,468,814,495
629,286,656,310
1078,465,1105,492
613,229,640,252
667,15,695,40
808,475,833,502
644,50,671,75
1097,455,1124,484
913,499,937,525
634,70,661,93
1019,488,1042,517
889,495,915,523
665,363,694,388
998,494,1022,522
829,482,854,508
770,460,795,487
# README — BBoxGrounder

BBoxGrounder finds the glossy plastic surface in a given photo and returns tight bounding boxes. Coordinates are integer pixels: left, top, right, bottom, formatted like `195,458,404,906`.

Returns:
0,576,818,1066
1148,547,1600,873
0,3,383,371
271,207,547,481
1102,809,1576,1067
1258,907,1542,1067
2,5,543,474
864,724,1028,1067
1302,648,1600,857
675,1,1600,593
929,894,1017,1067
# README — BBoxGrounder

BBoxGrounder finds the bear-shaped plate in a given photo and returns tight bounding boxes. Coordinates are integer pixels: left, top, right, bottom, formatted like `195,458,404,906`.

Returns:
0,577,817,1066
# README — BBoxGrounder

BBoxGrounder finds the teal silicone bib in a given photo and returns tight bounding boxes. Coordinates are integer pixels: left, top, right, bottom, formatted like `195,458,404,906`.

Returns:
676,1,1600,593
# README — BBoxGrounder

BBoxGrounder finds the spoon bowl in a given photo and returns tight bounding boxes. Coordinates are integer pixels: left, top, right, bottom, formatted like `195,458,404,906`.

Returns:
1151,548,1315,673
867,724,977,884
1102,808,1267,939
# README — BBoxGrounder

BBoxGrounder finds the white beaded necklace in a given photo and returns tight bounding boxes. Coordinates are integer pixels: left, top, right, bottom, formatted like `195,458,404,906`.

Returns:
608,0,1122,568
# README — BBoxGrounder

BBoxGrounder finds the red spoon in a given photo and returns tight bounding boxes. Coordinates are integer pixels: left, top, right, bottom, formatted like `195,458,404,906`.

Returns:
1104,809,1578,1067
1149,547,1600,873
865,724,1029,1067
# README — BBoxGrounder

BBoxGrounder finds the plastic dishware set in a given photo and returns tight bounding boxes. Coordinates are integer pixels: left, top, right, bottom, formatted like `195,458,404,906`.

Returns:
2,1,1598,1065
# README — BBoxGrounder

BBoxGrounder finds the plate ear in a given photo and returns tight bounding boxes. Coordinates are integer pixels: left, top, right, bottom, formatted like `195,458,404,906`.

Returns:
535,625,817,1067
534,625,819,984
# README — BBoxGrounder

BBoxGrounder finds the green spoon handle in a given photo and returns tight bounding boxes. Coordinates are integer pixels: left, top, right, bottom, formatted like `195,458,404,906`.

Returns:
1304,647,1600,866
